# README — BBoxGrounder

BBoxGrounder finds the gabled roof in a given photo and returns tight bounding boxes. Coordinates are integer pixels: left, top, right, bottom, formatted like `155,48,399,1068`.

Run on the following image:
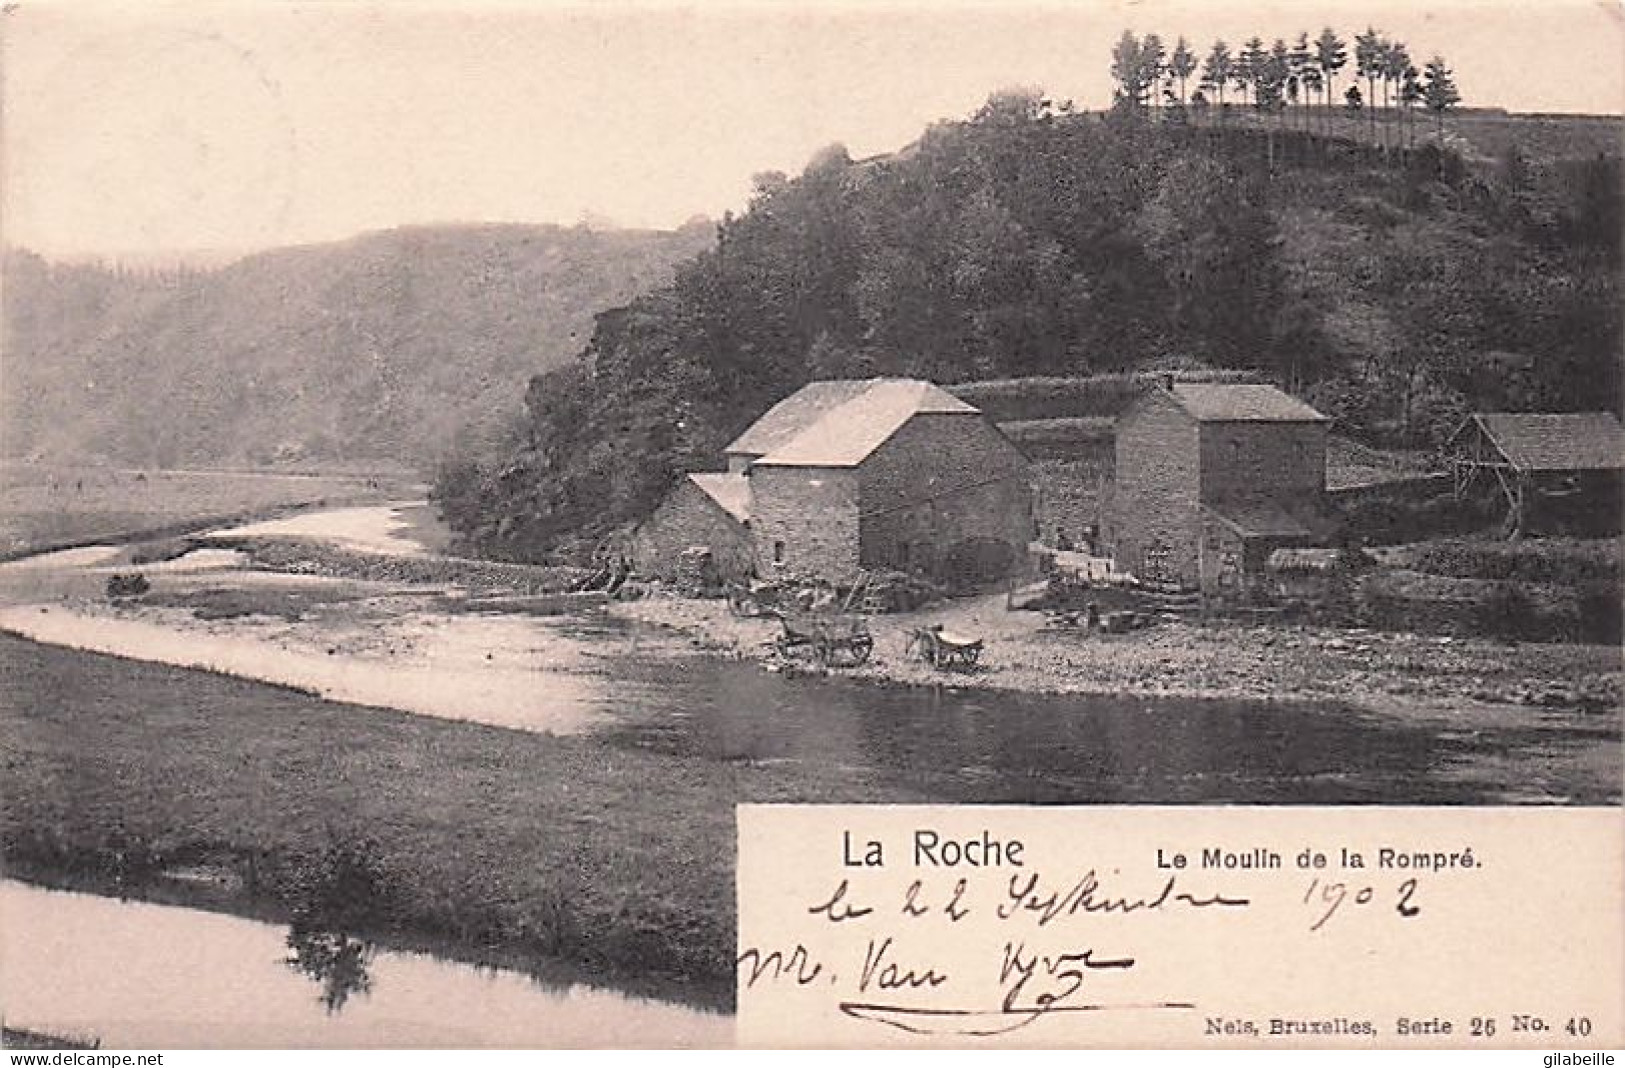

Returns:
1465,411,1625,473
1167,383,1328,423
726,380,877,458
687,472,751,523
1204,499,1315,539
731,378,980,468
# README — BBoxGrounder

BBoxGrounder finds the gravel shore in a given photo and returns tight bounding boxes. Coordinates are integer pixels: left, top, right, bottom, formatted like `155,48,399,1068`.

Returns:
613,591,1622,725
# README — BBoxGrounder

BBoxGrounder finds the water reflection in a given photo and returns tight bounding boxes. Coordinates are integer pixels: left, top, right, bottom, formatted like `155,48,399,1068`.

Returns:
1,881,730,1048
593,653,1618,804
286,925,374,1013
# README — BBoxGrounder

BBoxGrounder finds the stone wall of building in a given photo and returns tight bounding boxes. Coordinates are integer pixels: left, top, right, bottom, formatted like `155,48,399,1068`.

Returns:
631,479,756,583
1033,458,1111,552
1109,391,1202,587
1198,510,1249,596
1199,421,1327,503
748,466,860,583
857,414,1032,586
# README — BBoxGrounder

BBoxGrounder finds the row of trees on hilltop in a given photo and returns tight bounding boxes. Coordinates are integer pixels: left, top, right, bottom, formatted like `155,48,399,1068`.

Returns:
1111,29,1460,151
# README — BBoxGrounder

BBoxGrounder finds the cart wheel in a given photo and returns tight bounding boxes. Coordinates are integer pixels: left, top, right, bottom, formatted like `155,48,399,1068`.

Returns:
851,637,874,665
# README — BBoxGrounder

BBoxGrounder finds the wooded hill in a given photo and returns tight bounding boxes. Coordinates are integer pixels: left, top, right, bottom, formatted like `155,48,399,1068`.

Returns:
434,93,1621,562
2,223,712,469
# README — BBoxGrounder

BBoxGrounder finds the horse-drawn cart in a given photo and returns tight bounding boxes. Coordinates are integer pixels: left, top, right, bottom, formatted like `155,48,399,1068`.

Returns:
907,624,983,670
774,610,874,667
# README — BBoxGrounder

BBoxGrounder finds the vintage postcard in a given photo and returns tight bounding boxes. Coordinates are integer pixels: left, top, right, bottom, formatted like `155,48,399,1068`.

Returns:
0,0,1620,1053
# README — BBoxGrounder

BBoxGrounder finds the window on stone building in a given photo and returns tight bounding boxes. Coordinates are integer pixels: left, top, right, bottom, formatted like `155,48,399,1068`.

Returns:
773,540,785,565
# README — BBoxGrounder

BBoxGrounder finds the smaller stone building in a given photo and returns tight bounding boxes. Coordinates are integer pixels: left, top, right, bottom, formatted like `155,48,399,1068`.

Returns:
630,472,756,585
633,378,1033,588
1109,382,1333,594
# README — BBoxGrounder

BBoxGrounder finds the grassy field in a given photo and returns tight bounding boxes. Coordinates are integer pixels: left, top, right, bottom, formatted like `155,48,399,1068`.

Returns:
0,634,927,1007
0,463,422,559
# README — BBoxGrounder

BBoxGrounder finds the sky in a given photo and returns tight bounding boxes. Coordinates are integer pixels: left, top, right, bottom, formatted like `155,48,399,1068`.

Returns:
3,0,1622,260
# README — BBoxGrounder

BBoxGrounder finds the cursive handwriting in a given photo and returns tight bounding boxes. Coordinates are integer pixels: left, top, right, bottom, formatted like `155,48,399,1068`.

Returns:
858,936,948,993
901,877,971,921
999,870,1250,924
836,939,1190,1037
738,944,824,988
808,878,875,923
1302,875,1422,931
999,940,1134,1013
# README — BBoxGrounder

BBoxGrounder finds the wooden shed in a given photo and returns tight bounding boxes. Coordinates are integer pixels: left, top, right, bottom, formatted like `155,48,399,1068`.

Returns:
1447,412,1625,537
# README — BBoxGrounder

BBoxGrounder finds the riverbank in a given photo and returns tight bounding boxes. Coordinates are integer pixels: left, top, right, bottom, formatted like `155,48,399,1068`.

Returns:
613,592,1622,726
4,497,1618,1028
0,464,422,563
3,879,729,1048
0,634,932,1011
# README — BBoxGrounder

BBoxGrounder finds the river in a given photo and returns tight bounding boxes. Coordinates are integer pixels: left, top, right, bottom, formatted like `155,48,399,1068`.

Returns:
0,503,1614,804
1,502,1616,1046
0,881,728,1048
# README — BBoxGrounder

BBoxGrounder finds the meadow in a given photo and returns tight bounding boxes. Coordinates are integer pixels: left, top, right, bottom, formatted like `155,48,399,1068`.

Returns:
0,463,420,559
0,634,926,1007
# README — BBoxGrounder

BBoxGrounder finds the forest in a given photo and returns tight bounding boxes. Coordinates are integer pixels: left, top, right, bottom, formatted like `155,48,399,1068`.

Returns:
437,34,1621,563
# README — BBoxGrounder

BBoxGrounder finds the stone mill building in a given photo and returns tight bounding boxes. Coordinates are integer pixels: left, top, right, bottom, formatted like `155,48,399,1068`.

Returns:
632,378,1032,588
1109,382,1333,593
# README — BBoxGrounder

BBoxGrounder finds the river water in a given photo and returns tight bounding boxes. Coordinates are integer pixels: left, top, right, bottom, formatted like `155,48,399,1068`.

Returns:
0,881,728,1048
0,503,1615,804
2,502,1616,1046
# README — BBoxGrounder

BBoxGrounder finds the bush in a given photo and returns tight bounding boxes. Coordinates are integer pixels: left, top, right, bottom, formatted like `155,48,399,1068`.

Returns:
1357,568,1613,644
105,573,150,598
1476,582,1537,641
1404,538,1622,586
283,833,402,933
1577,583,1624,646
1336,491,1499,545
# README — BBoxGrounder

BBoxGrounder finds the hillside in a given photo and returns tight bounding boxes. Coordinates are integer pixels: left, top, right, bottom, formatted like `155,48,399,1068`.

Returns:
433,96,1621,563
1,222,712,468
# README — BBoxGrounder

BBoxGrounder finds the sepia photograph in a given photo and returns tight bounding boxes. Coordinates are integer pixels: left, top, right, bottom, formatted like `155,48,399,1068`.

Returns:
0,0,1620,1051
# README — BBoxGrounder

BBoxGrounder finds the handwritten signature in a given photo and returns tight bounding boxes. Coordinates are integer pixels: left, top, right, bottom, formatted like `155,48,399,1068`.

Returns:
838,939,1193,1037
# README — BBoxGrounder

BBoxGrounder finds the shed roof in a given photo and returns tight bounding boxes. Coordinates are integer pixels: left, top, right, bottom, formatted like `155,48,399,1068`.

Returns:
1167,383,1328,423
731,378,980,468
1204,499,1316,540
1466,412,1625,473
687,472,751,523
